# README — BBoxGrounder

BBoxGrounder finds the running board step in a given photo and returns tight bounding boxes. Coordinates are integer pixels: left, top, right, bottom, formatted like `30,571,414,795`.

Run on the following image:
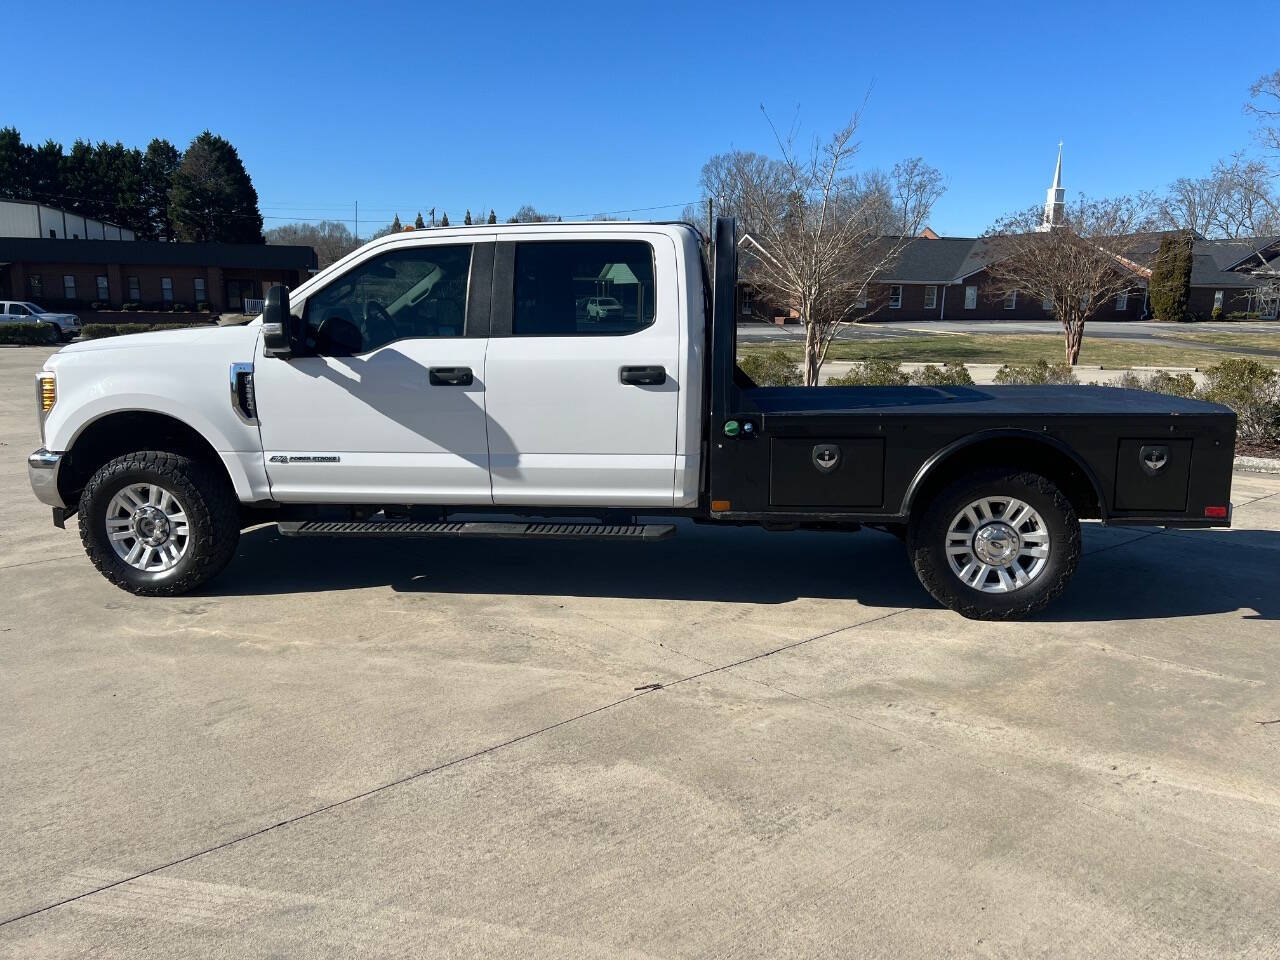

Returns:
277,520,676,542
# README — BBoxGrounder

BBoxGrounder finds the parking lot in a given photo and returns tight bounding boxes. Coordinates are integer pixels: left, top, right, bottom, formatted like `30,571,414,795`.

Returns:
2,344,1279,958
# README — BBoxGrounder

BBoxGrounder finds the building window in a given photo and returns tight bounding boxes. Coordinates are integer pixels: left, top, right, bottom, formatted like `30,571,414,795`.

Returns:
1042,296,1053,311
194,277,207,304
96,276,109,301
161,277,174,304
854,290,867,309
63,275,76,300
127,276,141,301
1115,290,1129,311
28,275,43,299
922,285,937,310
964,285,977,310
888,285,903,309
1213,290,1224,310
1004,290,1018,310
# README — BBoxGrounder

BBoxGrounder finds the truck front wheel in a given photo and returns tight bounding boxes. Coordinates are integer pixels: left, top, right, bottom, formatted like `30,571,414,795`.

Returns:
78,450,240,596
908,468,1081,620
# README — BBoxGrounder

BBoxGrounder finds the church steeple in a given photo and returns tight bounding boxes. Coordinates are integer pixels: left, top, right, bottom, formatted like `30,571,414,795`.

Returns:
1039,142,1065,231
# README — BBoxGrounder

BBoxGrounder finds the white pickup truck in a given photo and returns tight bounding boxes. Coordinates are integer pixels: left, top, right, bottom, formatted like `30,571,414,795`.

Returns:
28,220,1236,619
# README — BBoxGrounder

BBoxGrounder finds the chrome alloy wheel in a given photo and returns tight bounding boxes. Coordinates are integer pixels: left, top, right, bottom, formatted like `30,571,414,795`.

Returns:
945,496,1050,594
105,482,191,573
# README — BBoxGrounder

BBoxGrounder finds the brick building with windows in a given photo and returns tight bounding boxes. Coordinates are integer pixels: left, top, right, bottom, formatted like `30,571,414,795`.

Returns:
0,198,317,312
0,236,317,311
741,150,1280,324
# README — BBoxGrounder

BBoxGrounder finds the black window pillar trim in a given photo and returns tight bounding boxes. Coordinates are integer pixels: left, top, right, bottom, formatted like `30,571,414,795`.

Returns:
489,241,515,337
464,241,495,338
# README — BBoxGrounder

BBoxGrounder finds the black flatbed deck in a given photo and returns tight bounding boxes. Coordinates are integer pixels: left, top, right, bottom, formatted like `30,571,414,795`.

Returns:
748,384,1232,419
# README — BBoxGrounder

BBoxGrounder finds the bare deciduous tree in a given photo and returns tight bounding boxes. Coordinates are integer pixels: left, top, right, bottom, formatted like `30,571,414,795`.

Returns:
265,220,360,269
1247,69,1280,156
892,157,947,236
1158,156,1279,238
707,108,943,385
983,197,1153,365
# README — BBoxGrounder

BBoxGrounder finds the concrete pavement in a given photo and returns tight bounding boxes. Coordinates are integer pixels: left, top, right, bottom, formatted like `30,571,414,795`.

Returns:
2,344,1279,958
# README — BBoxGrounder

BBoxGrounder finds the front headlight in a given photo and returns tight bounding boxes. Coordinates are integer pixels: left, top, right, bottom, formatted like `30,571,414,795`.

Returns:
36,372,56,443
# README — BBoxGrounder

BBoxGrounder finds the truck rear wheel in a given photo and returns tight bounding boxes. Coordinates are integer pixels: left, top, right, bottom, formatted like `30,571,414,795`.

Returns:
908,468,1080,620
78,450,240,596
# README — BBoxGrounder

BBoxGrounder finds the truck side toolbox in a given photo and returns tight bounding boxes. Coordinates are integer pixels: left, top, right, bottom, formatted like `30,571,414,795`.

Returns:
769,437,885,508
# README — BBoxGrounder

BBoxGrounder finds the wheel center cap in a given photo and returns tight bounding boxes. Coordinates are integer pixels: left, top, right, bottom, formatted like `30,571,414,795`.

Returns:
973,522,1019,565
133,506,171,546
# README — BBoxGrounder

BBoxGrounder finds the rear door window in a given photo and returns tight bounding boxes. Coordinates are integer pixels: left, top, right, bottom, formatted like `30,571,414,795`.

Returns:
513,240,655,336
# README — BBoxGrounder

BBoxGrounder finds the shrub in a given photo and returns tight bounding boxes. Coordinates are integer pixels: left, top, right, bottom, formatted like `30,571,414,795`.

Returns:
1147,370,1199,397
1112,369,1199,397
82,323,157,339
993,359,1080,385
1200,358,1280,442
908,362,974,386
0,322,60,345
121,302,141,311
738,350,802,386
172,303,190,313
89,300,107,310
1211,305,1224,321
827,358,910,386
196,301,212,312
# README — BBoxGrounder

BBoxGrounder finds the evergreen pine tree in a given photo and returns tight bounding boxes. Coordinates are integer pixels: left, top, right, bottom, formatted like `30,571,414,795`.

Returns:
487,209,497,224
168,131,264,242
29,139,65,208
440,211,449,227
414,211,425,229
390,213,402,232
464,209,472,225
0,127,28,200
139,139,180,240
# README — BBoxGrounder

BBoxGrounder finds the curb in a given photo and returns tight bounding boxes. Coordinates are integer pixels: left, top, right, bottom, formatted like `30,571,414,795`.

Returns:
1235,455,1280,474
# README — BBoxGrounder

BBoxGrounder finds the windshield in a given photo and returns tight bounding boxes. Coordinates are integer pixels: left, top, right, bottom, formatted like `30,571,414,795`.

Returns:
24,303,46,314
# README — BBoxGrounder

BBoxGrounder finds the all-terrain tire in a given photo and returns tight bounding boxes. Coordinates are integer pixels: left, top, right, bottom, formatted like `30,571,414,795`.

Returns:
78,450,240,596
908,468,1081,621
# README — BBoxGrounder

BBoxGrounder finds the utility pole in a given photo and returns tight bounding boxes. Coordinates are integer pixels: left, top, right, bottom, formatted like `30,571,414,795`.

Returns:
354,200,359,243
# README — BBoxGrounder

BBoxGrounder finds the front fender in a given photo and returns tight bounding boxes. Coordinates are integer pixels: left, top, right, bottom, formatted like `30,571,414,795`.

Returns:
42,336,268,501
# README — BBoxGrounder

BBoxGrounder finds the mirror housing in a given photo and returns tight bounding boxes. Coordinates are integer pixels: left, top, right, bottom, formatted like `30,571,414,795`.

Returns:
261,285,299,358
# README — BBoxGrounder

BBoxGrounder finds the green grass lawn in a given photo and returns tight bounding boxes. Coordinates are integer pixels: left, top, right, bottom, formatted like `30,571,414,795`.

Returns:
1167,332,1280,352
739,333,1280,370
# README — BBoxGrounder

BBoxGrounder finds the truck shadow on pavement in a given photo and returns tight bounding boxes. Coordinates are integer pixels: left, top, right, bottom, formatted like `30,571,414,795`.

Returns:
207,521,1279,622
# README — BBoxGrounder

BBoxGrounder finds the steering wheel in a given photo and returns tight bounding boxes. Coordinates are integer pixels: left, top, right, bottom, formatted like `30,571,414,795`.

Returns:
361,301,397,349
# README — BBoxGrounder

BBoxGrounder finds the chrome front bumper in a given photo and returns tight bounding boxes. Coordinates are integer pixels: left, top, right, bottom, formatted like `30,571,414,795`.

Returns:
28,448,66,508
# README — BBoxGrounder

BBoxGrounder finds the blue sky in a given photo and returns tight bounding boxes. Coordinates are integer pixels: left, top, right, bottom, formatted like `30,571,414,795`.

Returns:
8,0,1274,236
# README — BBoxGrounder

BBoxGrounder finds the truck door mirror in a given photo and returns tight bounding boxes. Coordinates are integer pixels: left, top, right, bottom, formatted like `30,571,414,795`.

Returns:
262,285,300,358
